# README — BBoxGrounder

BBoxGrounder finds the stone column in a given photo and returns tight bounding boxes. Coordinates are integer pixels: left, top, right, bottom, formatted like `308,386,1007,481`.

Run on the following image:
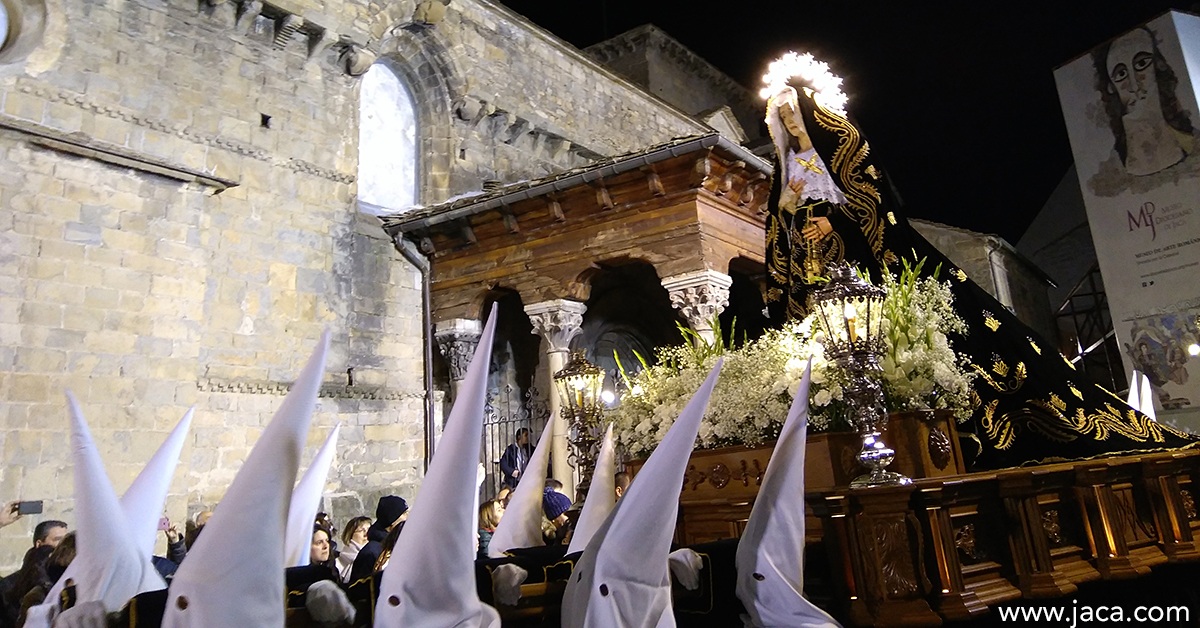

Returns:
434,318,482,400
661,269,732,346
524,299,587,498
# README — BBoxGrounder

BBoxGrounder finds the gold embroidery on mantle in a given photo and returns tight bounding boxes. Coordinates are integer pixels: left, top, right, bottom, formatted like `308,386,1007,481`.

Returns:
1028,337,1041,355
1049,393,1067,412
1022,400,1187,443
951,268,968,282
811,101,887,264
982,311,1001,332
1069,383,1083,400
979,399,1013,449
971,358,1026,394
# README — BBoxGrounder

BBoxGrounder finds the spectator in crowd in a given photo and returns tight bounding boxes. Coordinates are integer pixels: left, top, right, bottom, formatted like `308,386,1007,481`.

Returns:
542,488,572,546
496,487,512,508
0,503,21,529
150,521,189,580
0,546,51,628
310,525,339,580
614,472,631,499
371,521,406,574
16,533,74,626
477,499,505,559
314,512,338,566
348,496,408,583
184,509,213,550
32,521,67,550
545,479,565,495
499,428,532,490
336,516,371,582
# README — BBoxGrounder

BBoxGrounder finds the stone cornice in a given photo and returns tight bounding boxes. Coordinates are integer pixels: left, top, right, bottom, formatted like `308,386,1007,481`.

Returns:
11,81,355,185
198,377,429,400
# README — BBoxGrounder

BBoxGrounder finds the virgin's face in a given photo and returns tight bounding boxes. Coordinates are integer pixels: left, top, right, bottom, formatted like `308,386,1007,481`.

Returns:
311,530,331,562
351,521,369,546
1107,29,1157,115
778,100,807,140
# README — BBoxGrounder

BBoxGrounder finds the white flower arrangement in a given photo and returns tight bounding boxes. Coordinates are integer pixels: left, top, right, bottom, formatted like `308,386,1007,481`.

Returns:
611,261,975,459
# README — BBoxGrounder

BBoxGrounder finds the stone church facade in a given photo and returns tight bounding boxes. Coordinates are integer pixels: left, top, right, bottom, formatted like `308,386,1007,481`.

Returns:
0,0,710,567
0,0,1056,569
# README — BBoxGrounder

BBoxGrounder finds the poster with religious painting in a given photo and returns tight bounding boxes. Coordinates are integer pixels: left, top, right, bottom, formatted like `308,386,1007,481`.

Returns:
1056,10,1200,413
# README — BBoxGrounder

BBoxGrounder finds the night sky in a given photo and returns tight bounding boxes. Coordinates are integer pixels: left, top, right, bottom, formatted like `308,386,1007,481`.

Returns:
498,0,1190,243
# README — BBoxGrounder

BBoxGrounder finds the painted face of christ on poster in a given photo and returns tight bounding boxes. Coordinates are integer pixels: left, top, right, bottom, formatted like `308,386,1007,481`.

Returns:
1057,12,1200,414
1095,26,1194,177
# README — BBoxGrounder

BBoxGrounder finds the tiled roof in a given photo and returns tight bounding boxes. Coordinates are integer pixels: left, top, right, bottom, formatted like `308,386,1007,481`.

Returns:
381,133,770,233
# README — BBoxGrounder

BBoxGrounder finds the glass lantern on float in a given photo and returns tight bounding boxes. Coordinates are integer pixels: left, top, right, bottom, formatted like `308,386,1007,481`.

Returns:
811,263,912,489
553,351,605,498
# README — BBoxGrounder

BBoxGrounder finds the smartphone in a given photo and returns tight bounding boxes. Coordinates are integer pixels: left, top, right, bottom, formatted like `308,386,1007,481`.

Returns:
157,517,170,531
16,501,43,515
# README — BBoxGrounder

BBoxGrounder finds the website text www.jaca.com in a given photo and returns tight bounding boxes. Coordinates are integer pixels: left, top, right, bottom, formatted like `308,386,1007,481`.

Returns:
998,599,1190,626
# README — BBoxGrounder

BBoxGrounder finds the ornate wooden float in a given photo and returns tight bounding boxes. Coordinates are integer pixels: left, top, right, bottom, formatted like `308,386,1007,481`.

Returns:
621,411,1200,626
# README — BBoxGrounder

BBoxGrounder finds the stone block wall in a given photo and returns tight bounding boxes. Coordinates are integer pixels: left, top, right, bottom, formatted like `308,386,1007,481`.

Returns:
0,0,431,568
0,0,716,569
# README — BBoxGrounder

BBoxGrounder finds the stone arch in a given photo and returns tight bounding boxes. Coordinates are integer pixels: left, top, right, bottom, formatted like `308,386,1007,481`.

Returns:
722,256,772,345
573,260,687,388
371,26,466,204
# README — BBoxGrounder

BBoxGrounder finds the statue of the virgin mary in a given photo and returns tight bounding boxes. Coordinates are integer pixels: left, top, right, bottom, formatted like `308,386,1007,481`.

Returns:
762,52,1200,470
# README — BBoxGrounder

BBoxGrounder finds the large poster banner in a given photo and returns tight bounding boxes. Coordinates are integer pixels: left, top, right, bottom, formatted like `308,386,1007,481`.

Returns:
1056,11,1200,411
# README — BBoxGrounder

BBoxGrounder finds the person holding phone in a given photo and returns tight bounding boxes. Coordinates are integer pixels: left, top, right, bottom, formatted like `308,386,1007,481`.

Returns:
0,502,21,528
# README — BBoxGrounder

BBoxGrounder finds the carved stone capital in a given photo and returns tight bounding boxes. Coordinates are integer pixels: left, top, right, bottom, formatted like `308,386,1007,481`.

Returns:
434,318,482,381
524,299,586,353
341,45,377,77
662,270,732,338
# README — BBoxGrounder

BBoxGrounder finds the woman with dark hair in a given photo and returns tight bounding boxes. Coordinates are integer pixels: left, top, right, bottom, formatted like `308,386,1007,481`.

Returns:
1,545,52,628
371,521,405,574
309,526,338,580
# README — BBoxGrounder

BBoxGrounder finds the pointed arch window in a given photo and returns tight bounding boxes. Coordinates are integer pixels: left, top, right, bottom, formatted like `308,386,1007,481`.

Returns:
357,63,418,213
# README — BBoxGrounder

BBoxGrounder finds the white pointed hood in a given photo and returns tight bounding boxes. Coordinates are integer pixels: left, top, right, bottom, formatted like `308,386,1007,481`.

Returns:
1125,370,1141,411
567,423,616,555
55,393,166,612
735,363,840,628
561,359,723,628
285,423,342,567
488,418,554,557
122,408,193,560
1140,373,1157,421
374,305,501,628
36,406,193,619
162,330,330,628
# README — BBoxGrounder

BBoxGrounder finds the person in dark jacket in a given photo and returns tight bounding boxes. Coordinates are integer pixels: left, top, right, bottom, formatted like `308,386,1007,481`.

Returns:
347,495,408,583
499,428,532,490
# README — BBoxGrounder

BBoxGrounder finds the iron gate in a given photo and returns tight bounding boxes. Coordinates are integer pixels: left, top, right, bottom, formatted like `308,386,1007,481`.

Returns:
481,384,550,501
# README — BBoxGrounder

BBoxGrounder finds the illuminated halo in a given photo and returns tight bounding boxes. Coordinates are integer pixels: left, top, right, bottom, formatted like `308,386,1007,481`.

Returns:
760,51,848,116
